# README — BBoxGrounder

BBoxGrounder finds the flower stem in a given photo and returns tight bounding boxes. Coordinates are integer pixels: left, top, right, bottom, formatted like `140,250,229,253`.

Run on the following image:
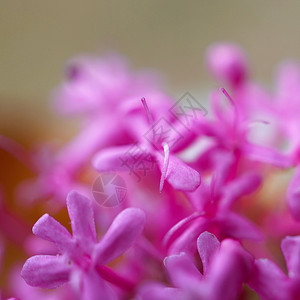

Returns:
95,264,136,291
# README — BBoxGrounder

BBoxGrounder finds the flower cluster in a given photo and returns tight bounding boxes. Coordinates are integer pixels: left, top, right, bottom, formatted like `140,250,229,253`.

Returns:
1,44,300,299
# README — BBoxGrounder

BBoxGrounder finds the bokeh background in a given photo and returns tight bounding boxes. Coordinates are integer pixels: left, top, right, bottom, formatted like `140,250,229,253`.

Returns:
2,1,300,140
0,0,300,293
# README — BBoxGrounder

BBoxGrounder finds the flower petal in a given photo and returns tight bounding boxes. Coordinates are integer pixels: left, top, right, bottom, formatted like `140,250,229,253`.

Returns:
77,269,117,300
168,220,208,255
218,211,263,240
164,253,203,288
249,259,290,300
221,172,261,208
94,208,145,265
206,239,253,300
56,118,120,174
243,142,293,168
163,212,202,249
281,235,300,279
93,145,151,173
21,255,70,289
32,214,72,251
276,61,300,100
156,153,201,192
138,282,183,300
66,191,97,247
197,231,220,275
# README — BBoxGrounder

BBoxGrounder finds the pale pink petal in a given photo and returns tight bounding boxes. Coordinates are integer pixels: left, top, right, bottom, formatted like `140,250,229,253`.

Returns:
32,214,72,251
197,231,220,275
281,235,300,279
169,123,199,154
53,55,131,115
21,255,70,289
138,282,183,300
93,145,150,173
210,150,235,192
164,253,203,287
249,259,290,300
168,220,208,255
78,269,117,300
156,153,201,192
186,183,211,211
66,191,97,247
218,211,263,240
56,118,121,174
276,61,300,100
94,208,145,265
206,239,253,300
221,172,261,208
243,142,293,168
163,212,202,249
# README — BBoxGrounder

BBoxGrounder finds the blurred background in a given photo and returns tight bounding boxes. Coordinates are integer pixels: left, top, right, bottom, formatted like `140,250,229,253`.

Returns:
2,0,300,140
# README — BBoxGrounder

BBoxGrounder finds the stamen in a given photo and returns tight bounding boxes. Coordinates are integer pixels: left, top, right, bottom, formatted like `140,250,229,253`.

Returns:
159,142,170,193
219,87,239,129
96,265,136,291
220,87,236,107
141,97,156,145
248,120,270,130
253,120,270,125
141,97,154,126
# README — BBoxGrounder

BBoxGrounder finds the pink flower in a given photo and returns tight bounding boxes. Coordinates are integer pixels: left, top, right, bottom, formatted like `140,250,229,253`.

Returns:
17,55,176,204
21,191,145,299
206,43,248,88
93,98,201,192
194,88,292,170
139,232,253,300
249,235,300,300
52,55,162,117
164,151,262,255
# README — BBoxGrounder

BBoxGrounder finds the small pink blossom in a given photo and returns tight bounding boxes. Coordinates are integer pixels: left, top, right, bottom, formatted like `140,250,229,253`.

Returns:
21,191,145,299
139,232,253,300
250,235,300,300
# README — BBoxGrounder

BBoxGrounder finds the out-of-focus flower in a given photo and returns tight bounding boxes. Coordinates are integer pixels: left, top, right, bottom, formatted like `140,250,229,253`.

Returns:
93,98,201,192
206,43,248,88
17,55,176,204
164,151,262,255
